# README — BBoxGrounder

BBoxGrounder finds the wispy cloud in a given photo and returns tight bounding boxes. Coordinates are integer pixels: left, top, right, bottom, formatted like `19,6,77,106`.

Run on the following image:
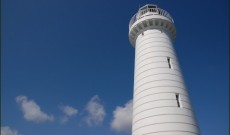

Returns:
60,105,78,123
84,95,106,126
16,95,54,123
1,126,21,135
111,100,133,133
61,105,78,116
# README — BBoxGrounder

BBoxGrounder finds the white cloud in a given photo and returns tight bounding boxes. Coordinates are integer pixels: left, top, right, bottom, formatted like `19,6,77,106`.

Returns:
61,105,78,116
1,126,20,135
111,100,133,133
60,105,78,123
16,95,54,123
84,95,106,126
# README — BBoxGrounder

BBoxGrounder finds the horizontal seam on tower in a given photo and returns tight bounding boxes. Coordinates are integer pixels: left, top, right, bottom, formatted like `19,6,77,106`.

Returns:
136,35,170,45
137,40,172,51
136,50,176,62
133,106,192,117
136,33,168,43
133,99,175,111
135,79,184,91
137,31,161,36
136,61,166,71
134,87,188,100
134,96,189,106
135,42,172,55
135,55,177,67
135,60,179,72
135,73,182,84
132,122,199,133
136,37,171,49
134,92,189,105
136,46,174,56
136,39,171,51
133,99,191,111
133,114,194,125
135,55,176,66
135,61,180,72
139,130,200,135
135,67,180,78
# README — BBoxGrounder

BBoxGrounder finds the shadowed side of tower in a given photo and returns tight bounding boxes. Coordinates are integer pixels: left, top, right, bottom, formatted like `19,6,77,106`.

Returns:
129,4,200,135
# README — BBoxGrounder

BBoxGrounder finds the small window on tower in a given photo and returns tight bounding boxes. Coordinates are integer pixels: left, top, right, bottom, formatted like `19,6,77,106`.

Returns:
167,57,173,69
175,93,182,108
142,32,144,36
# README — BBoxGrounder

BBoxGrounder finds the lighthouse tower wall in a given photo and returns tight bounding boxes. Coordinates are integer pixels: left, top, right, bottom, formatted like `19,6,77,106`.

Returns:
133,29,199,135
129,4,201,135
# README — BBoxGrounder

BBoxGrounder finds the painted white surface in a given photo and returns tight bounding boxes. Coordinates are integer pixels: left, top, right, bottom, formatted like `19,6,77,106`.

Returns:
129,4,200,135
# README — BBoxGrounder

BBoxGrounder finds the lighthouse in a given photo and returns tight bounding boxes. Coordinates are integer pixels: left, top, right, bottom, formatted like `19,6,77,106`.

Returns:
129,4,200,135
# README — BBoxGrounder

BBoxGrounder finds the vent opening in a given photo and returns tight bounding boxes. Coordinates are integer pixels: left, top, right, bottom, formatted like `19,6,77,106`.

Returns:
160,22,163,26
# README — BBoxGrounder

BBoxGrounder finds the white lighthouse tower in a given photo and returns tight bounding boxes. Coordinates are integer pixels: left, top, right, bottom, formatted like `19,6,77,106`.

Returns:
129,4,200,135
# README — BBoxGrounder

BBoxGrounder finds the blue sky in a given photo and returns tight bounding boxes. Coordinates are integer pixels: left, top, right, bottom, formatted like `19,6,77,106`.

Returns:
1,0,229,135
